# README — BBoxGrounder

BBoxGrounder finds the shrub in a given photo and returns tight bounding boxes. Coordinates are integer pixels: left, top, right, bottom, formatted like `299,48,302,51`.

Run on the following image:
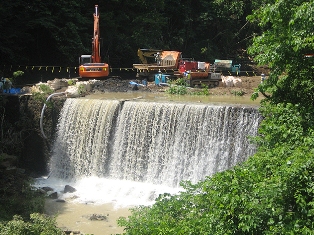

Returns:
31,84,54,103
67,79,76,86
166,85,187,95
0,213,64,235
175,78,187,86
231,89,245,96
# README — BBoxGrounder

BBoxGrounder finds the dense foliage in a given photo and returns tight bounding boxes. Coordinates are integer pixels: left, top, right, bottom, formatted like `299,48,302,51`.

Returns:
0,0,257,70
0,163,45,221
249,0,314,108
117,0,314,234
0,213,64,235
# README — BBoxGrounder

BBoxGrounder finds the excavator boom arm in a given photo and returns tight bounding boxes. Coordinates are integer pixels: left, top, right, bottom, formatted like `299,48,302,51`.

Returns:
92,5,101,63
137,49,163,64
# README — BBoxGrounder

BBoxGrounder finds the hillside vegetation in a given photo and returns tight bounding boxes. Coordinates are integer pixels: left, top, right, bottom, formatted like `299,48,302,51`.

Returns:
117,0,314,234
0,0,313,234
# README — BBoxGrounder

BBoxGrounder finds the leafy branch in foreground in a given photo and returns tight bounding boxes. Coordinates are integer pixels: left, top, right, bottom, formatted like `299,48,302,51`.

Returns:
248,0,314,106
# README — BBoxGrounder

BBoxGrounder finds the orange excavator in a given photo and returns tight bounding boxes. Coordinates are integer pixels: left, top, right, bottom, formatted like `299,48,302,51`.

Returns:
79,5,109,78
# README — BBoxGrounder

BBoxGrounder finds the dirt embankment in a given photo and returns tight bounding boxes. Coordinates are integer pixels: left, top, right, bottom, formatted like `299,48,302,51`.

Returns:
88,75,262,97
208,76,261,96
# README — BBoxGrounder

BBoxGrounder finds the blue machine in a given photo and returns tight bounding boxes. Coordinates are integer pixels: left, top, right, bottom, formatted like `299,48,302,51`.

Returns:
232,64,241,74
2,88,22,94
155,74,170,85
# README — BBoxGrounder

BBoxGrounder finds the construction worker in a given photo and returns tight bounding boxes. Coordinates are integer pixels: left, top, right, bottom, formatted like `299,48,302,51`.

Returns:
155,52,161,66
186,71,191,86
1,77,12,92
0,80,3,92
187,71,191,80
261,74,266,83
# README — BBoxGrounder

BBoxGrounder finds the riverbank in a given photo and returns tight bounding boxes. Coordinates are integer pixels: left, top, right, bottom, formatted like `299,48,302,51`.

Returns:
86,75,261,97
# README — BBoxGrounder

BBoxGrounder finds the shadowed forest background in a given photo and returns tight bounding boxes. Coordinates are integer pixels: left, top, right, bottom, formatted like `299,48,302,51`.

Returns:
0,0,259,72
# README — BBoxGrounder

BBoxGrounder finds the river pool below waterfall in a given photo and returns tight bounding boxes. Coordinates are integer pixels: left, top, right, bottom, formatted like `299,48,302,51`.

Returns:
34,92,261,234
34,176,182,235
44,199,131,235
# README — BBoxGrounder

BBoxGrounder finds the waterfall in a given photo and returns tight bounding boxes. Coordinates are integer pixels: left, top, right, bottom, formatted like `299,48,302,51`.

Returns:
50,98,261,188
50,98,121,179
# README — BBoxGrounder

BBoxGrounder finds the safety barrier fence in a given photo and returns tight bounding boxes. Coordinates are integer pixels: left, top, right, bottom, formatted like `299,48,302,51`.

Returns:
1,65,264,77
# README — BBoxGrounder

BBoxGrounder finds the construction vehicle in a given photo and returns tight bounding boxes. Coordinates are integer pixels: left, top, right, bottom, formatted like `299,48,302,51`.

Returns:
133,49,242,87
175,59,226,87
133,49,224,87
213,59,241,75
79,5,109,79
133,49,182,81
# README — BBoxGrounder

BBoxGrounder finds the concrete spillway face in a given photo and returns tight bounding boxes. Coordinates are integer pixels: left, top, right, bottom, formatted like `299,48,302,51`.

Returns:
49,98,262,188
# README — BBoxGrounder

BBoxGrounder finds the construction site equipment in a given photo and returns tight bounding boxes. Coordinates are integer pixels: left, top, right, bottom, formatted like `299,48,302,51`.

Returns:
133,48,243,87
133,50,181,81
79,5,109,79
133,49,220,87
214,59,241,75
137,49,163,64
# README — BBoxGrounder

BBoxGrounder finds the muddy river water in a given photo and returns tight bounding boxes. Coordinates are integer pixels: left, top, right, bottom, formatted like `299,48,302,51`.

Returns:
44,199,131,235
38,92,261,235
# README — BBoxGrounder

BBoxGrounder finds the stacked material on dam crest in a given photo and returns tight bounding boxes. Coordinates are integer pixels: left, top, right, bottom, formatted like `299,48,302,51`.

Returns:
50,98,261,188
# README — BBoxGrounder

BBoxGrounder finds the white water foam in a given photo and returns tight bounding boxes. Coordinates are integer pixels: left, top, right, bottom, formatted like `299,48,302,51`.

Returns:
34,176,182,208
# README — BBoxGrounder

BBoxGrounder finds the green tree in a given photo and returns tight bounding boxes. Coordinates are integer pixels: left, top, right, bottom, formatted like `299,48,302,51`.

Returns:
0,0,89,66
248,0,314,146
248,0,314,107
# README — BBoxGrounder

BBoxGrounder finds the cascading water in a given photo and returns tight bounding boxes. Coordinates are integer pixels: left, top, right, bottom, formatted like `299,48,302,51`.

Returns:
108,101,260,187
49,98,121,179
38,98,262,207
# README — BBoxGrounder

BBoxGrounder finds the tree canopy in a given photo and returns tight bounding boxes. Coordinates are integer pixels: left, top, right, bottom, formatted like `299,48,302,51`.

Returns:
0,0,256,68
249,0,314,108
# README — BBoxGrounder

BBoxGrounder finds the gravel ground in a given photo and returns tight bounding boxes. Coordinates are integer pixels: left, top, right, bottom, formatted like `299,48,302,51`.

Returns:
88,75,262,97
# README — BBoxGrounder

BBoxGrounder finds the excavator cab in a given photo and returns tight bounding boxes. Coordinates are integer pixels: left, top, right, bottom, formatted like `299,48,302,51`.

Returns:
79,54,109,78
80,55,92,65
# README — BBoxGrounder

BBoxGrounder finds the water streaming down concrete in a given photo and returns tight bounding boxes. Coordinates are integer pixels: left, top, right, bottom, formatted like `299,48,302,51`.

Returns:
49,98,261,189
35,97,262,234
50,99,121,179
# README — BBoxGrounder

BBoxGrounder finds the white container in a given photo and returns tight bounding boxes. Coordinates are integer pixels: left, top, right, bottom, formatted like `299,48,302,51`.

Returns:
198,62,206,70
